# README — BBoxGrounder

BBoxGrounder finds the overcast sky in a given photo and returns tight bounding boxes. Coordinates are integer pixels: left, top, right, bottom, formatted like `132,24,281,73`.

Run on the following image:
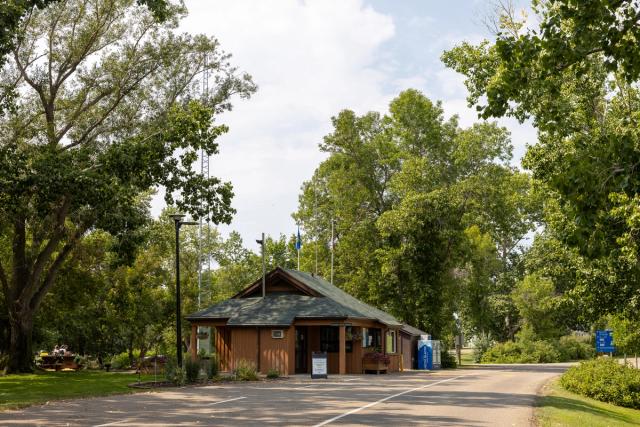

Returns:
151,0,536,248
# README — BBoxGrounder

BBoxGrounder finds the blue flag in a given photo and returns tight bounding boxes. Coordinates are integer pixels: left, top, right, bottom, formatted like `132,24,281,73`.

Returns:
295,227,302,250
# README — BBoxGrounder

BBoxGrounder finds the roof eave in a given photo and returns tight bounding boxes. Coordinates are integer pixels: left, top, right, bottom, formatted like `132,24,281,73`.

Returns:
185,316,230,322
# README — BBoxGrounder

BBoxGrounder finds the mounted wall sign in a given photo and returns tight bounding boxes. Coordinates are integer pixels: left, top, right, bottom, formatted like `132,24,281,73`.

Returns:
271,329,284,339
311,351,328,379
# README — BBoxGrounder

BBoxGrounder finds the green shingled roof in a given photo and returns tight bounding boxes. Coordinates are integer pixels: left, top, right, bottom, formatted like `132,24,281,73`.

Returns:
186,268,403,327
283,269,403,327
227,294,359,326
401,323,428,337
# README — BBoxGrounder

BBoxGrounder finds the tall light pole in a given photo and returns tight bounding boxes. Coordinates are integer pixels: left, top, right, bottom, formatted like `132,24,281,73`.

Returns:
170,214,196,368
256,233,265,297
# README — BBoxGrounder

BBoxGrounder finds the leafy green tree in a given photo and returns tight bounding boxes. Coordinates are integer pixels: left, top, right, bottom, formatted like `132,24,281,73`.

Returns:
443,2,640,319
458,226,502,337
266,234,298,270
377,112,517,337
210,232,260,300
108,232,173,366
0,0,256,372
33,231,122,357
523,227,592,331
0,0,171,113
293,89,538,338
443,0,640,122
293,108,399,297
512,274,565,339
609,314,640,360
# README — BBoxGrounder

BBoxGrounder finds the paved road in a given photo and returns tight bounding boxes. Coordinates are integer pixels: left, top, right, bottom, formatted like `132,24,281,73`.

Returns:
1,364,571,426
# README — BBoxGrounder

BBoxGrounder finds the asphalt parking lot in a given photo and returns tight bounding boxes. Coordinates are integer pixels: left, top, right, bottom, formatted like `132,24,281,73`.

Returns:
1,365,570,426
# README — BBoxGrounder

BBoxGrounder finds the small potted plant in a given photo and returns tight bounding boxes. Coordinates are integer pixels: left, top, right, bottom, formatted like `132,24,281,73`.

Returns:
362,351,390,374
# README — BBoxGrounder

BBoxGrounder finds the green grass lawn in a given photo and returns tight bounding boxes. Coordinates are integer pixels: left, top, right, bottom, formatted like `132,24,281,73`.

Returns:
448,349,476,365
536,379,640,426
459,348,476,365
0,370,157,411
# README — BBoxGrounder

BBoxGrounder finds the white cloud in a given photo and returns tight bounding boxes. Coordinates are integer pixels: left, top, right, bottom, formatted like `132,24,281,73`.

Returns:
151,0,539,249
151,0,396,244
434,68,467,98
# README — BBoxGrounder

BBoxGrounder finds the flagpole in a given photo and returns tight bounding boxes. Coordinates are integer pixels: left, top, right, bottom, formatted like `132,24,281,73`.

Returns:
330,218,334,286
314,181,318,275
296,225,302,271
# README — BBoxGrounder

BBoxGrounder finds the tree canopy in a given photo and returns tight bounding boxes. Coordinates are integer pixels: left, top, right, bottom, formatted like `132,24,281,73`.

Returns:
0,0,255,372
443,0,640,321
293,89,539,339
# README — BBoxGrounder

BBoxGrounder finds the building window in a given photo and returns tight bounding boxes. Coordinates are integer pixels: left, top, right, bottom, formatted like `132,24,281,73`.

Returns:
386,330,397,354
345,326,353,353
320,326,338,353
362,328,381,349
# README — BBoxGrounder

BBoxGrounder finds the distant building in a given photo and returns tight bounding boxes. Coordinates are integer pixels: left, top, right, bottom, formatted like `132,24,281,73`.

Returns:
187,267,427,375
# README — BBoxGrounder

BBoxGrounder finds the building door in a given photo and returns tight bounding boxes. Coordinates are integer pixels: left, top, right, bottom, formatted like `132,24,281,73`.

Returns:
295,326,308,373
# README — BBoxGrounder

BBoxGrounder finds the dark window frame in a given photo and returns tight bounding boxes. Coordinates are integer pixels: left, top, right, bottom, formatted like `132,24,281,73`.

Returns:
320,326,339,353
363,327,382,349
320,326,353,353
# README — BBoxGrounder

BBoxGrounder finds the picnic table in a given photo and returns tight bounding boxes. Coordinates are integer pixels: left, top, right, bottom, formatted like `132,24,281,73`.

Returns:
38,355,82,371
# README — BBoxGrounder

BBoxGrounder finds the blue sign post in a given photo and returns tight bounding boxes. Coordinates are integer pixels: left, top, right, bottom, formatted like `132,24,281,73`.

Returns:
595,330,615,353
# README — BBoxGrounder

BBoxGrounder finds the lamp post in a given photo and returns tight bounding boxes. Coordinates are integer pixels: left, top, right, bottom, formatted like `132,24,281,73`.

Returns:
453,312,462,366
170,214,197,368
256,233,265,297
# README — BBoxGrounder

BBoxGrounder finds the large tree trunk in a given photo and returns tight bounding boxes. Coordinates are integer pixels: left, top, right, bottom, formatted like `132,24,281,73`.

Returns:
8,310,35,373
3,214,81,373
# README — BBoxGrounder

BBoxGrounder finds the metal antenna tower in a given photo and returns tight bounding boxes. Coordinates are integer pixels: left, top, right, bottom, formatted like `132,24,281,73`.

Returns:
198,53,211,310
196,54,213,354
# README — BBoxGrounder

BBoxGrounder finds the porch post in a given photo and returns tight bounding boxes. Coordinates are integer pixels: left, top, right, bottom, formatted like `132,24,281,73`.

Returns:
190,323,197,361
383,328,387,354
339,325,346,374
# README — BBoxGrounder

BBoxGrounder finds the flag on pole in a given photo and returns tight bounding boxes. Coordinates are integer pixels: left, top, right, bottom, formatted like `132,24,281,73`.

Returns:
295,226,302,250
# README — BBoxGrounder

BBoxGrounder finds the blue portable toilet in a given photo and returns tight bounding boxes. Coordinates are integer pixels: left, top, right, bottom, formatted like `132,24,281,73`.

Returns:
417,340,429,370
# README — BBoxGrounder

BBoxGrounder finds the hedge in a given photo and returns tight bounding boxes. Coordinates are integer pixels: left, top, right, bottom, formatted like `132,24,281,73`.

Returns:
560,358,640,409
481,335,595,363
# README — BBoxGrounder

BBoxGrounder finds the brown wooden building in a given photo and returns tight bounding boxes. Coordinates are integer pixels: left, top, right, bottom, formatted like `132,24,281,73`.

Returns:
187,268,426,375
399,324,429,370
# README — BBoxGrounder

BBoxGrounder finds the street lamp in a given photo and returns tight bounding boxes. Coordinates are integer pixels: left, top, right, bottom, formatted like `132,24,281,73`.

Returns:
256,233,265,297
453,312,462,366
170,214,197,368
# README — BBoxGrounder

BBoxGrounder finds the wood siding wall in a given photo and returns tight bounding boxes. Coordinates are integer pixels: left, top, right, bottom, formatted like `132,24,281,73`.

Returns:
259,327,293,375
388,354,401,373
400,334,416,370
214,326,295,374
214,326,232,372
349,327,364,373
231,328,259,370
212,323,401,375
